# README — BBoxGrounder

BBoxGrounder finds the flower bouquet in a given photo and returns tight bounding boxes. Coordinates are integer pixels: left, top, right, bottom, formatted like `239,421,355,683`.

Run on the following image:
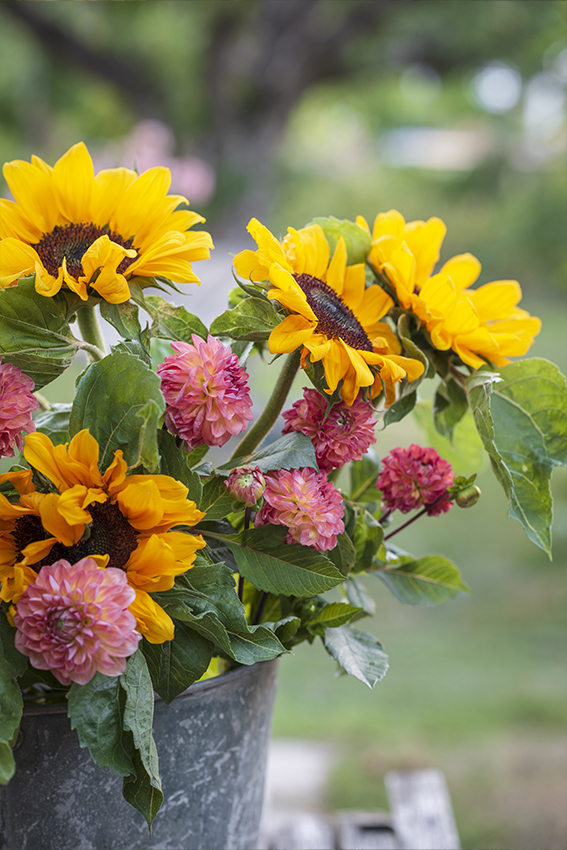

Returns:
0,142,565,832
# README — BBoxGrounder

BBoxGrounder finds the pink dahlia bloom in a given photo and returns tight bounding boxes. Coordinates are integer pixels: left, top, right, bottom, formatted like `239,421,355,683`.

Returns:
157,335,253,451
282,389,377,473
255,467,344,551
0,359,38,458
14,558,141,686
377,444,454,516
225,466,266,507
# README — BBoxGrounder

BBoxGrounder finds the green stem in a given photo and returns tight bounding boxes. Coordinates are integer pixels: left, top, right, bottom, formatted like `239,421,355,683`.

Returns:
230,349,301,461
77,306,106,359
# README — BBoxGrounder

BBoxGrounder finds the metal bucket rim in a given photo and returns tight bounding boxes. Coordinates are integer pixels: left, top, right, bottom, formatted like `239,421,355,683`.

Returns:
22,658,278,717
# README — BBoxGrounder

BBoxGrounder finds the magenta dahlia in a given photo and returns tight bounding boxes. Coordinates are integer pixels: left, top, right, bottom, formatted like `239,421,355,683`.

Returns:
376,444,454,516
14,558,141,685
157,335,253,452
255,467,344,551
225,466,266,508
282,389,377,473
0,359,38,458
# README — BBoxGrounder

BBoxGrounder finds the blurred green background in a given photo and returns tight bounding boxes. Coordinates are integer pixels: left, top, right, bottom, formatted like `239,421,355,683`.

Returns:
1,2,565,848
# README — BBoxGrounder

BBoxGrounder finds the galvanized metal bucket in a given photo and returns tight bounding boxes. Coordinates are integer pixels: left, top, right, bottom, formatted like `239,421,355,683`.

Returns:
0,659,278,850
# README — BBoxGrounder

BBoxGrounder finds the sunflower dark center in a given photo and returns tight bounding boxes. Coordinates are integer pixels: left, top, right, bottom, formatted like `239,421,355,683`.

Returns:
31,222,136,279
294,273,373,351
13,500,138,573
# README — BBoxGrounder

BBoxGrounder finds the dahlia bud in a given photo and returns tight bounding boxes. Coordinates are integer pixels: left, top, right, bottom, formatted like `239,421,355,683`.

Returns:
225,466,266,508
449,475,481,509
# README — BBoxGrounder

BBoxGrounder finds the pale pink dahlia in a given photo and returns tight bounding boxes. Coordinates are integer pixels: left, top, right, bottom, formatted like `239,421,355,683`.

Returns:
282,389,377,473
225,466,266,507
157,335,253,451
14,558,141,686
0,359,38,458
255,467,344,551
377,444,454,516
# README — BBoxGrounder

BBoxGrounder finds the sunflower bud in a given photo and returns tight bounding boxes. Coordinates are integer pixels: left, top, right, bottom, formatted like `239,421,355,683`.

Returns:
225,466,266,508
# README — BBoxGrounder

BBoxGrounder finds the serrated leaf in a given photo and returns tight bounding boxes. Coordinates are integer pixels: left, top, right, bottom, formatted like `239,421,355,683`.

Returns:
224,526,345,596
308,602,363,631
69,351,165,471
0,279,76,389
143,294,208,342
323,626,389,688
67,673,135,777
120,651,163,828
467,359,567,555
199,476,234,521
100,300,144,343
309,216,371,265
157,430,203,505
224,432,318,472
141,624,213,703
375,554,470,606
210,297,280,342
33,403,72,446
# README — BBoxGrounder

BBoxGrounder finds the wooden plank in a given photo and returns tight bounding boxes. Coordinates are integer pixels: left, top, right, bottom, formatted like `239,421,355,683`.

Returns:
385,769,461,850
337,811,400,849
265,811,335,850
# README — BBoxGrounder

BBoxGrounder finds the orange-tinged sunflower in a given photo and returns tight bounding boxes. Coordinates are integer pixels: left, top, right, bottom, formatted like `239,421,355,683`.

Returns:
358,210,541,369
0,430,206,643
0,142,213,304
233,219,424,406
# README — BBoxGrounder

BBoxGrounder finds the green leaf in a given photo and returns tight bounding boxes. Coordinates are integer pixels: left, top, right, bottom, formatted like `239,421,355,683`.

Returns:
120,651,163,828
349,448,380,504
327,531,357,576
0,279,76,389
100,300,145,345
224,526,345,596
157,430,203,505
323,626,389,688
69,351,165,472
210,297,281,342
141,624,214,703
198,476,234,521
67,674,135,777
142,294,208,342
33,403,72,446
343,577,376,617
308,602,363,632
0,620,24,784
375,554,470,606
159,561,285,665
467,359,567,556
352,507,384,572
434,377,469,440
382,314,431,428
221,432,318,473
309,216,371,265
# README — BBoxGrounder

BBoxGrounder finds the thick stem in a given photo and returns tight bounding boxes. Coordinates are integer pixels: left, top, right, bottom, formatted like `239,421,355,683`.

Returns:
229,349,301,461
76,306,106,358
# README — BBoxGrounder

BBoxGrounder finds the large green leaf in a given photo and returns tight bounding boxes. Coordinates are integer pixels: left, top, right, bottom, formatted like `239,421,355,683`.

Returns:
67,673,135,777
323,626,389,688
199,476,234,521
222,432,318,473
375,554,470,606
349,449,381,504
223,526,345,596
0,279,76,389
141,624,214,704
210,297,280,342
120,651,163,828
309,216,371,265
33,403,72,446
69,350,165,472
157,430,203,505
158,561,285,665
467,359,567,556
0,617,25,784
142,294,208,342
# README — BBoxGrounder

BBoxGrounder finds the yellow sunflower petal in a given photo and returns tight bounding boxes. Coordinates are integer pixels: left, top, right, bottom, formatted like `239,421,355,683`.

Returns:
468,281,522,322
128,588,174,644
110,166,171,238
115,479,164,531
0,238,40,287
3,157,59,233
52,142,95,224
80,235,135,304
91,167,137,226
0,199,42,242
268,314,316,354
440,252,481,291
268,279,317,321
326,236,348,296
18,538,57,567
37,492,88,546
404,216,447,285
247,218,289,265
0,469,35,495
340,263,367,312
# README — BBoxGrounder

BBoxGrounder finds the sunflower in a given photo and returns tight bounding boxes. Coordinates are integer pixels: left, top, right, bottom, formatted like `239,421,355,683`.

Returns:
0,430,206,643
358,210,541,369
233,219,424,405
0,142,213,304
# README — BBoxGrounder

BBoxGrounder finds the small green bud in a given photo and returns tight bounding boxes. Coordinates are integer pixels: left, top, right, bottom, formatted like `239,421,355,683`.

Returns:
455,485,481,509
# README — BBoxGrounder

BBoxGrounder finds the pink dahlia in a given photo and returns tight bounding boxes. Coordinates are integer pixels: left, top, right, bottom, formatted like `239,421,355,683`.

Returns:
0,359,38,458
157,335,253,451
377,444,454,516
14,558,141,686
255,467,344,551
282,389,377,473
225,466,266,507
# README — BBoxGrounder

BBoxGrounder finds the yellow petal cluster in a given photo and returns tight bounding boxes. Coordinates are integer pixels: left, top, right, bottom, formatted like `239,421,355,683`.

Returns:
358,210,541,369
0,142,213,303
0,430,205,643
233,218,423,405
